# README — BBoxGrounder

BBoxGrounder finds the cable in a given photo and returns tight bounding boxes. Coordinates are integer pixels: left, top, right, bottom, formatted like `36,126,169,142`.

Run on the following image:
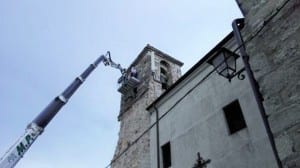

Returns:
105,0,291,167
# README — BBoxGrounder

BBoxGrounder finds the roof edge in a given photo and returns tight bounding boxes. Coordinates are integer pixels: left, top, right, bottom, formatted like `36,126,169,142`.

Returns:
130,44,184,68
146,44,184,66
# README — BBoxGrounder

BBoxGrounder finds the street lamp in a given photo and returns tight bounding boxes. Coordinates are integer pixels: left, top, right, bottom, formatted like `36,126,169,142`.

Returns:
208,47,245,82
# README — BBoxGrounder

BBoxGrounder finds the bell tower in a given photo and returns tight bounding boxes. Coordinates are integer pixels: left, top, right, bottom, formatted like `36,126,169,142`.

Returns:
111,44,183,168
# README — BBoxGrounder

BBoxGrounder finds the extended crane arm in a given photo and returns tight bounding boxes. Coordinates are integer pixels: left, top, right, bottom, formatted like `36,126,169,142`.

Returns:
104,51,126,74
0,52,123,168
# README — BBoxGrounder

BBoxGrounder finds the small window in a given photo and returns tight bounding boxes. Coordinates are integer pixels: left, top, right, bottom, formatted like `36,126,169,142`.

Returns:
161,142,171,168
160,68,169,90
223,100,247,134
160,61,171,90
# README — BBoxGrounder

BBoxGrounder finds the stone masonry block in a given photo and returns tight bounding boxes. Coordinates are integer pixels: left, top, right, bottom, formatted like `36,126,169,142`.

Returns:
275,133,293,161
263,94,283,116
259,58,300,100
287,124,300,153
268,103,300,135
283,153,300,168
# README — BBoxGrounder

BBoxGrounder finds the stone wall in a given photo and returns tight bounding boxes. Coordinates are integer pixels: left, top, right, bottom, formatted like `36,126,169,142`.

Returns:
112,52,153,168
236,0,300,167
112,95,151,168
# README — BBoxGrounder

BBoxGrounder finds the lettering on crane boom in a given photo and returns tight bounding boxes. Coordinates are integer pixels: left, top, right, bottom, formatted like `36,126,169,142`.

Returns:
16,134,34,157
5,134,34,164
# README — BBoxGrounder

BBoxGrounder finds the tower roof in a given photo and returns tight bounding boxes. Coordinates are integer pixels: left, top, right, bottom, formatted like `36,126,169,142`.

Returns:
130,44,184,68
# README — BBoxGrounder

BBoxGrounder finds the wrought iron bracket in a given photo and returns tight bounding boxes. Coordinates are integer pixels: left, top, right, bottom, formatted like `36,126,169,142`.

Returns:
228,67,246,82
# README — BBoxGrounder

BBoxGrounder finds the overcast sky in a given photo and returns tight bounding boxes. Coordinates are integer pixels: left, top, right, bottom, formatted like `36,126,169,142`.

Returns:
0,1,242,167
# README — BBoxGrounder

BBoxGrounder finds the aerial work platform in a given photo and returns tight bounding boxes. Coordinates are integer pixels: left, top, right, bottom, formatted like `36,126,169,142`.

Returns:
118,76,140,95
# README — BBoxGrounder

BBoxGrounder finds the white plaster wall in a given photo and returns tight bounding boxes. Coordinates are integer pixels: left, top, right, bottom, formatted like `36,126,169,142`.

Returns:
150,58,278,168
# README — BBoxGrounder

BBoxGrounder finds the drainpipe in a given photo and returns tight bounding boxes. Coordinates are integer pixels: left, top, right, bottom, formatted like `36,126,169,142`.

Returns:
232,18,282,168
154,106,161,168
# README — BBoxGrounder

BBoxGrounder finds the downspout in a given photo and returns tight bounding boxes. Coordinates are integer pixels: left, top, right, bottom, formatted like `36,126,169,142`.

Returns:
234,0,246,16
154,106,161,168
232,18,283,168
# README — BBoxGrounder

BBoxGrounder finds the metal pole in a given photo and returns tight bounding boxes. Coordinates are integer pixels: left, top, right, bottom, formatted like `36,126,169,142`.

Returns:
154,106,161,168
232,18,283,168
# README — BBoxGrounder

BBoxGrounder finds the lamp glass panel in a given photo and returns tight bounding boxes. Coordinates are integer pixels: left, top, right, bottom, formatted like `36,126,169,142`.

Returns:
225,53,237,77
212,53,227,74
226,54,236,69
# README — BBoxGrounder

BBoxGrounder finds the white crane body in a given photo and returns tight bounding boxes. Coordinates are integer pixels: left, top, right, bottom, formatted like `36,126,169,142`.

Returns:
0,124,43,168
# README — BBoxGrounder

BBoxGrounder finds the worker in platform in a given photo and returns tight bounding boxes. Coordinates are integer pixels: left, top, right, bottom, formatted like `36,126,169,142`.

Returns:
130,66,138,78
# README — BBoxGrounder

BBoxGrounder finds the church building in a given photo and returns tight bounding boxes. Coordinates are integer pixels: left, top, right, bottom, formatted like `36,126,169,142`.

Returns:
111,0,300,167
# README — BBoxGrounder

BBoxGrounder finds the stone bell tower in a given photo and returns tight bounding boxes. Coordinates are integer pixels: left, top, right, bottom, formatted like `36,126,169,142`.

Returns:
111,44,183,168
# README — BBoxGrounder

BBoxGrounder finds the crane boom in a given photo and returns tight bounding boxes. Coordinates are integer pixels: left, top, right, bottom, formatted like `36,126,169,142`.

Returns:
0,52,123,168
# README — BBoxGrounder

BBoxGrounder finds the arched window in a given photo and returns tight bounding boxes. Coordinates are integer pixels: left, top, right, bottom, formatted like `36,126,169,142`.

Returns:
160,61,171,90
